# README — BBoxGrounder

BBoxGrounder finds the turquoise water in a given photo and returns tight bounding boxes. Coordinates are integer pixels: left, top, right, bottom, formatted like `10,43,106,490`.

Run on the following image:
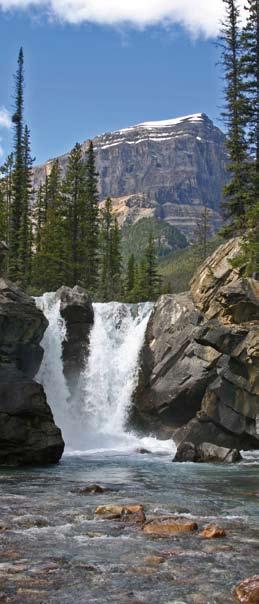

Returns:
0,451,258,603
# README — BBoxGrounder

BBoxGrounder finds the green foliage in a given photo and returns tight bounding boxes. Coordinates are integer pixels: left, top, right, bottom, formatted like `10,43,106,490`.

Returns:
159,236,223,294
121,217,187,263
98,198,122,301
84,140,100,291
220,0,250,236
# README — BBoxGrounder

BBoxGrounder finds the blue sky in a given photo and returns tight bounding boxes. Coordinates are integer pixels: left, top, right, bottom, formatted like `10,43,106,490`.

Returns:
0,8,223,164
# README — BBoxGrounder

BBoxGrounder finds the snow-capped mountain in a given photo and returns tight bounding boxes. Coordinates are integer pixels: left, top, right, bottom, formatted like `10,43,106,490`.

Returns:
33,113,228,239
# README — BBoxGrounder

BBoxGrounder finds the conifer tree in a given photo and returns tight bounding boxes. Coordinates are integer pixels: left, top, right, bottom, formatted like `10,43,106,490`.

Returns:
18,125,33,286
110,218,122,297
220,0,249,235
31,160,67,291
9,48,25,280
126,253,136,300
0,153,14,246
62,144,86,286
144,232,161,300
99,198,114,300
0,185,8,243
84,141,99,291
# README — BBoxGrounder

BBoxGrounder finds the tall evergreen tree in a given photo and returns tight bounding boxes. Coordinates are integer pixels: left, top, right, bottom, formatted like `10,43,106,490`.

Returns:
9,47,25,279
220,0,249,235
0,153,14,247
62,144,86,286
84,141,99,291
126,253,136,301
18,125,33,286
144,233,161,300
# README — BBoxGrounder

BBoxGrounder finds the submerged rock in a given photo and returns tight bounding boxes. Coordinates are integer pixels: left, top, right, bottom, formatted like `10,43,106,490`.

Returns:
72,484,113,495
0,279,64,466
234,575,259,603
200,525,226,539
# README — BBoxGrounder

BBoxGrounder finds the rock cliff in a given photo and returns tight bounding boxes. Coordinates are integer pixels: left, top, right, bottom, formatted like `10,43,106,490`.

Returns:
0,279,64,465
55,286,94,399
131,239,259,453
33,113,228,240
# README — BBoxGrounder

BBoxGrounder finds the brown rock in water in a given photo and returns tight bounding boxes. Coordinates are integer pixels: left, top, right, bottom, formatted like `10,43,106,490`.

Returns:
143,517,198,536
144,556,166,565
200,524,226,539
95,504,145,521
72,484,112,495
234,576,259,603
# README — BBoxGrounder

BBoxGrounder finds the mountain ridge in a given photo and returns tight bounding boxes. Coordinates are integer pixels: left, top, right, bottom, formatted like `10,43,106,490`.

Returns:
33,112,228,240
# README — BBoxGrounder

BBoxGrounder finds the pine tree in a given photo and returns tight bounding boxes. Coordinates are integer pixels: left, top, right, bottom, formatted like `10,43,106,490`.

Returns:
194,205,212,259
31,160,67,292
18,125,33,287
110,218,122,297
62,144,86,286
0,185,8,243
84,140,99,291
34,184,45,253
9,48,25,280
99,198,113,300
126,253,136,300
0,153,14,247
144,232,161,300
220,0,249,236
242,0,259,179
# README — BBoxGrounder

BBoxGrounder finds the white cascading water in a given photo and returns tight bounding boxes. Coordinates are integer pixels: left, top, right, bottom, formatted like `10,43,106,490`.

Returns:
36,295,175,454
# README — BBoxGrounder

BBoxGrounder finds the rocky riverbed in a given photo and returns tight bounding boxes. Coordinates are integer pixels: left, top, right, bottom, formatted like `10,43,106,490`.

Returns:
0,450,258,604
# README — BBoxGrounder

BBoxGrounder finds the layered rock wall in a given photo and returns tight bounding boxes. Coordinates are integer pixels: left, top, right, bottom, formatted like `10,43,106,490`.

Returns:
132,239,259,452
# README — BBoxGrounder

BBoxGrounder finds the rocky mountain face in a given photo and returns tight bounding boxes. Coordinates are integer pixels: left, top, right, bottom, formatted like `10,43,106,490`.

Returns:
131,239,259,456
33,113,228,240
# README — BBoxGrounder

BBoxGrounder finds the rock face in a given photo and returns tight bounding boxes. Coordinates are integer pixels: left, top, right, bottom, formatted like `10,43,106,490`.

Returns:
0,279,64,465
55,286,94,398
132,239,259,454
33,113,228,240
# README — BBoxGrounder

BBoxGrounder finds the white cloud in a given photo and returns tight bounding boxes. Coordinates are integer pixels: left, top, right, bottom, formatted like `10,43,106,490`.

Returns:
0,0,245,37
0,107,12,130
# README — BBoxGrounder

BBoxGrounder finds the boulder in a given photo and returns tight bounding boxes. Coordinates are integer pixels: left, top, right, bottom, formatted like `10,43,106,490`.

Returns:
0,279,64,465
55,286,94,398
143,517,198,536
95,504,145,522
173,440,241,463
234,576,259,604
0,366,64,465
130,293,215,436
0,279,48,378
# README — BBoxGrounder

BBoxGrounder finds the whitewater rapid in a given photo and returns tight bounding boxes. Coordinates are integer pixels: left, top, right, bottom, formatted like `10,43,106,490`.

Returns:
35,295,175,455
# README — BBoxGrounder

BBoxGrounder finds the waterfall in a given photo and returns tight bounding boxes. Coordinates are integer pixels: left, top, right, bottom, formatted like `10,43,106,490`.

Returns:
35,293,70,434
36,295,174,454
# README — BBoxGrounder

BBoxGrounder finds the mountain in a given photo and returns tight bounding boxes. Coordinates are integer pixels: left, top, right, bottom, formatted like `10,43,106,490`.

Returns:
33,113,228,240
